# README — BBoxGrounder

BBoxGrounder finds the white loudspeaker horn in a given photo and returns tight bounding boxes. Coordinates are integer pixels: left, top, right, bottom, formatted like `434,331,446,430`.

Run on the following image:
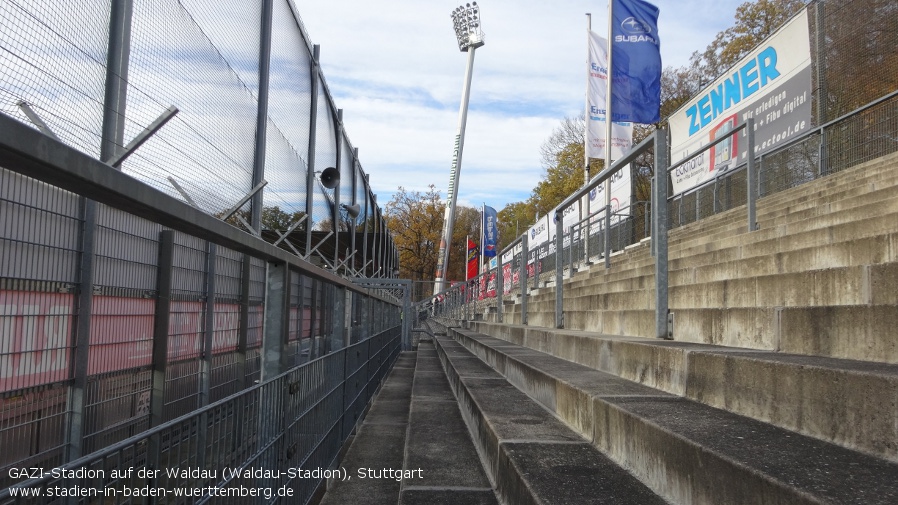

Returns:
319,167,340,189
341,203,361,219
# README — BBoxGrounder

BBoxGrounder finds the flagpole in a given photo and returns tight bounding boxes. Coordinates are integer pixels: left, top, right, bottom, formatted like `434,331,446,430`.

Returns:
479,204,484,275
584,13,592,188
584,13,593,262
604,0,614,210
465,234,470,282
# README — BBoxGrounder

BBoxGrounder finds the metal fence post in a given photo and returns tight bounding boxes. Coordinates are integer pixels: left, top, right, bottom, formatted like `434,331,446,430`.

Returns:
306,45,321,255
554,213,563,328
650,176,656,257
655,130,670,339
520,233,528,325
147,230,174,473
251,0,273,230
746,117,758,231
261,262,289,381
815,0,828,178
238,256,251,388
604,204,612,268
66,0,133,461
199,243,216,407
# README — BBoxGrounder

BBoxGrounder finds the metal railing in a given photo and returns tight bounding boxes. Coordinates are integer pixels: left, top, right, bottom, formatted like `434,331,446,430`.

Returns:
429,85,898,341
0,111,406,496
0,328,400,504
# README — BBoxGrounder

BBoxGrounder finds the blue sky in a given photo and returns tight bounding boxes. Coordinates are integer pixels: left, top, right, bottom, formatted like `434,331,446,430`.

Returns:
295,0,750,211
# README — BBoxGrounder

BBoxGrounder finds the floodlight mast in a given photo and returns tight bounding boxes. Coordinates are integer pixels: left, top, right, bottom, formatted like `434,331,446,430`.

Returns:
434,2,485,296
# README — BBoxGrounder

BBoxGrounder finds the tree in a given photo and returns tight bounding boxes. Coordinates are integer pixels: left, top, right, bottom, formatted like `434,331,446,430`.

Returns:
385,186,443,283
384,185,479,285
688,0,807,85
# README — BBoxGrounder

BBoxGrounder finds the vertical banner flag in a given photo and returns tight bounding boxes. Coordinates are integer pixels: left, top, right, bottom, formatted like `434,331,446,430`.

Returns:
587,31,633,160
466,239,479,280
610,0,662,124
482,205,499,257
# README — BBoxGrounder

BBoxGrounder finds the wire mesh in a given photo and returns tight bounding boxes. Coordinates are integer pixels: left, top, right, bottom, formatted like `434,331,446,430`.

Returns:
1,0,404,494
0,0,109,159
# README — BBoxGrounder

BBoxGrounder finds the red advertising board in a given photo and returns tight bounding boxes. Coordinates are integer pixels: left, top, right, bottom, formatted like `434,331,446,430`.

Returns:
1,291,268,393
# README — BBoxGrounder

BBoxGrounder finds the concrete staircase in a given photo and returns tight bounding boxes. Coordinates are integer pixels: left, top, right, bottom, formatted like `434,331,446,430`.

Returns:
508,151,898,364
439,324,898,504
319,342,500,505
423,151,898,503
322,153,898,504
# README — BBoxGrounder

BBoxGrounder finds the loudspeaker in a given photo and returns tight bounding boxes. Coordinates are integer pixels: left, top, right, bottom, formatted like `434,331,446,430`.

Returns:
341,203,361,219
319,167,340,188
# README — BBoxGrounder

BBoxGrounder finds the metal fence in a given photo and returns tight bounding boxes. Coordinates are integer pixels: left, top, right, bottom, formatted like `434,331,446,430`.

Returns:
0,0,396,277
1,0,408,496
0,328,400,504
0,110,406,499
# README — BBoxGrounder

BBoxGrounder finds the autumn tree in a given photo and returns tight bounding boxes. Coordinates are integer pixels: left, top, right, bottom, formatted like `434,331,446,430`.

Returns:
385,185,478,284
688,0,806,85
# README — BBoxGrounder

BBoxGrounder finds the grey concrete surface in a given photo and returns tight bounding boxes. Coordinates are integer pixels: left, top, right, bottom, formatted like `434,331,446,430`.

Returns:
448,328,898,504
400,342,496,503
435,335,668,505
319,352,416,505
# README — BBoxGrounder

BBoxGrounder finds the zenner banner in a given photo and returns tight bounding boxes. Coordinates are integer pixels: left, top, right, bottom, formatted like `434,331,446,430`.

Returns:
668,8,811,195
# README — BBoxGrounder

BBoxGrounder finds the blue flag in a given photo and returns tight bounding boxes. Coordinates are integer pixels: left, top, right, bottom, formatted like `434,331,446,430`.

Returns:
611,0,661,124
482,206,499,258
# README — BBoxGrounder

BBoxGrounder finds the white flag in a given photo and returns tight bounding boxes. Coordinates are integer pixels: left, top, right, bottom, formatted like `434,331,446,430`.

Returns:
587,31,632,160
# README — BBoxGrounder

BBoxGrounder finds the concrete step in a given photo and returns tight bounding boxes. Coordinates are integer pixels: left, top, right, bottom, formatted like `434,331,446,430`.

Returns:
320,352,417,505
467,321,898,464
674,203,898,262
667,181,898,254
432,334,669,505
671,216,898,272
399,342,498,505
449,326,898,504
673,263,898,308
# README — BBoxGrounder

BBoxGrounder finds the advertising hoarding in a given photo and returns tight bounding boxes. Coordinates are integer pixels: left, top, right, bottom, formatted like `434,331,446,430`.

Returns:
668,9,812,195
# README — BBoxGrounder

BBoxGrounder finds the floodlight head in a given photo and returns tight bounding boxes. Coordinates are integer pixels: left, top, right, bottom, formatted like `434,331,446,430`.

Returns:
450,2,485,52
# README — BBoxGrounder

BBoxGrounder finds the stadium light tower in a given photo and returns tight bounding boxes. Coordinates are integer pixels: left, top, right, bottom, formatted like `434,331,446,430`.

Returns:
434,2,485,296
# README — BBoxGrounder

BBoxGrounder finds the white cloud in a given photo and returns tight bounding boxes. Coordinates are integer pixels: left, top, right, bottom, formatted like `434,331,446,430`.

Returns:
295,0,748,209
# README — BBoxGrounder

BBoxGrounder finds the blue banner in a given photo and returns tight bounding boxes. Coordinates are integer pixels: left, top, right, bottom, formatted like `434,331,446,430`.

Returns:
482,205,499,257
611,0,661,124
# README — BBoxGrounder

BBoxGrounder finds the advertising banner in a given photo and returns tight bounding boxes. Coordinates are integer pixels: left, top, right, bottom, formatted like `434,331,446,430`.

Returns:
587,31,633,160
588,165,632,228
482,205,499,257
668,9,812,195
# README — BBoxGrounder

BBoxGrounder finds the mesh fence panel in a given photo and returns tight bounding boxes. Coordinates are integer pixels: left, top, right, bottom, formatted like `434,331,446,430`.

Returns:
122,0,258,214
0,0,109,158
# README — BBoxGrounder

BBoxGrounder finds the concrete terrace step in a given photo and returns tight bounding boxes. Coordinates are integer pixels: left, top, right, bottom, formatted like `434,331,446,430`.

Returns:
669,263,898,309
320,352,417,505
666,179,898,252
465,321,898,464
399,342,498,505
448,326,898,504
432,335,669,505
670,213,898,271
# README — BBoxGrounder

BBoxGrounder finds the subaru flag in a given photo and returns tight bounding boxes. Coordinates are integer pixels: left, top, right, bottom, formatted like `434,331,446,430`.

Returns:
482,205,499,258
611,0,661,124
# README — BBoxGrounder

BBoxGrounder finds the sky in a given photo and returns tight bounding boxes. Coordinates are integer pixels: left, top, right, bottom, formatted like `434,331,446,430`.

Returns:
294,0,752,212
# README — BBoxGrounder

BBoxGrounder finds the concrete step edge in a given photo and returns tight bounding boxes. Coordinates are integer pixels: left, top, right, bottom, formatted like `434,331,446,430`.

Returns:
450,326,898,505
431,333,669,505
